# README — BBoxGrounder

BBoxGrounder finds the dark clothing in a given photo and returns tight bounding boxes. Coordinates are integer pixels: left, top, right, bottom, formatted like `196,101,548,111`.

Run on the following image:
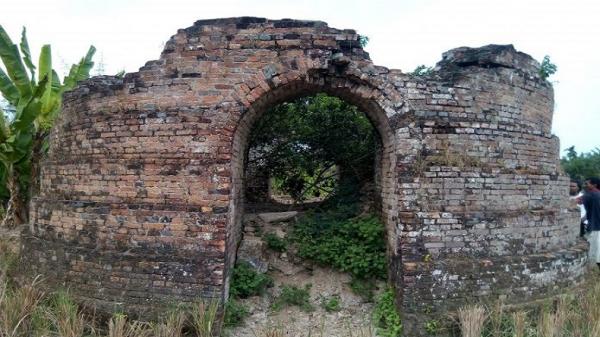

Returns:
583,191,600,231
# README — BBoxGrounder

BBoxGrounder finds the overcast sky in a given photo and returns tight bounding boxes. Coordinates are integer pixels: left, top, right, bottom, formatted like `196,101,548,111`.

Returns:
3,0,599,154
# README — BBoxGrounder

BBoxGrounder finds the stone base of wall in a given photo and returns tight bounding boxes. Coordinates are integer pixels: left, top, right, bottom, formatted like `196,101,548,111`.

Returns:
19,230,224,320
401,239,589,335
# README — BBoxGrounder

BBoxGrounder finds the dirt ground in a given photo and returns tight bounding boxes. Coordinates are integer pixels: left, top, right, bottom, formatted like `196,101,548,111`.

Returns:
226,213,383,337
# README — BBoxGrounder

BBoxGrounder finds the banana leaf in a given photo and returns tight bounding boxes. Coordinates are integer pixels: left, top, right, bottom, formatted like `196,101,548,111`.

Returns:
19,27,36,82
0,25,32,98
0,67,19,104
63,45,95,90
12,76,47,130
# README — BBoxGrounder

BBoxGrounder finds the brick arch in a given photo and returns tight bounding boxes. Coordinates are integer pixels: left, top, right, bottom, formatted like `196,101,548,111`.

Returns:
225,72,402,297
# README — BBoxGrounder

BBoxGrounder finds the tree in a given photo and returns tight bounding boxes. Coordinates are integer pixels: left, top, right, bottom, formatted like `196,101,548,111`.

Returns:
561,146,600,183
247,93,377,202
0,25,95,227
539,55,557,80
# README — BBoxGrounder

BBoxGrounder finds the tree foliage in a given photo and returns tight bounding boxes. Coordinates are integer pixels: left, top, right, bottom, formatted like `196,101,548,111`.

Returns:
0,25,95,226
410,64,434,77
561,146,600,182
247,93,378,201
539,55,557,80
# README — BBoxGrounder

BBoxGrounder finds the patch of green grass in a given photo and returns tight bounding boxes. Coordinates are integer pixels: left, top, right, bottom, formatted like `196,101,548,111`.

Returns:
271,284,313,312
349,277,376,302
229,261,273,298
223,299,249,328
373,288,402,337
321,295,341,313
263,233,287,252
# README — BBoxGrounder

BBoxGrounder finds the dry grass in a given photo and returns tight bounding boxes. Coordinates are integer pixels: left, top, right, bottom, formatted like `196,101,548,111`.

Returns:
5,234,600,337
107,314,152,337
190,299,222,337
511,311,526,337
151,308,186,337
252,325,286,337
0,275,44,337
458,305,486,337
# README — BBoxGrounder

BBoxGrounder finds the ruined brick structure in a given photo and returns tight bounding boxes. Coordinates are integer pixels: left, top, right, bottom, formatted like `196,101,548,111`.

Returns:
23,17,587,333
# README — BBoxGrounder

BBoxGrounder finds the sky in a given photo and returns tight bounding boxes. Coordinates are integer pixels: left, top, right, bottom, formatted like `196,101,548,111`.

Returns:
2,0,599,154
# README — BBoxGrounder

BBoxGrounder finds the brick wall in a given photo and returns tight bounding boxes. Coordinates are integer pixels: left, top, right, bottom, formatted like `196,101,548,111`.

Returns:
23,17,587,333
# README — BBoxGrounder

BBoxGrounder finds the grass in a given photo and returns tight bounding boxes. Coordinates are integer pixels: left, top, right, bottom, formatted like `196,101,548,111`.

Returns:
271,284,314,312
5,232,600,337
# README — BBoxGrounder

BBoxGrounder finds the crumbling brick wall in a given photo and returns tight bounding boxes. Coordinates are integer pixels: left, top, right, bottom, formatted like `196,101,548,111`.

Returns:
22,17,587,334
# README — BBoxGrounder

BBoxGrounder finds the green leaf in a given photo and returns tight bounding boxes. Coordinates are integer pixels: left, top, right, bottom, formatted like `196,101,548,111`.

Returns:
38,45,55,114
13,99,41,130
0,25,32,98
12,76,47,130
63,45,96,90
0,67,19,104
38,44,51,84
20,27,36,82
0,108,9,141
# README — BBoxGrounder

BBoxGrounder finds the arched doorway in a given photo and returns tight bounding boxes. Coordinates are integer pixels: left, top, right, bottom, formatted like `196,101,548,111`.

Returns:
226,76,400,311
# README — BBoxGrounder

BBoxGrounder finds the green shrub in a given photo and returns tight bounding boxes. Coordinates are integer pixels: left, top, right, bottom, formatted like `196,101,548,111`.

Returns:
424,319,439,335
229,261,273,298
321,295,341,312
271,284,313,312
349,277,376,302
292,211,386,280
373,288,402,337
539,55,557,80
263,233,287,252
223,299,249,328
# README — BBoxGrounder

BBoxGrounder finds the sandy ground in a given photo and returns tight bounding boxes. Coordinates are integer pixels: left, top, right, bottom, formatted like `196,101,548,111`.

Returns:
226,214,382,337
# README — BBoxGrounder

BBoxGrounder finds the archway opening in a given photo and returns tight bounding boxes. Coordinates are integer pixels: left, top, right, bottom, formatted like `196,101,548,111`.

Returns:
226,85,399,333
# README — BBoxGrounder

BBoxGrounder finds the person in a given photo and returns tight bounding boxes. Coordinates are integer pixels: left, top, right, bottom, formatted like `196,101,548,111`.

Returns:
577,177,600,267
569,179,587,237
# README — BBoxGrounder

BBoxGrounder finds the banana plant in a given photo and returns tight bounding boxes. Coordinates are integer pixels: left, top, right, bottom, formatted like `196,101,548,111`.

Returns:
0,25,95,227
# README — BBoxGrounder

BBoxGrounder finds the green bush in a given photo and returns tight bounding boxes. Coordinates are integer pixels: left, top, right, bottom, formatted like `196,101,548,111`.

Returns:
271,284,313,312
263,233,287,252
349,277,377,302
321,295,341,312
539,55,557,80
373,288,402,337
292,210,386,280
223,300,249,327
229,261,273,298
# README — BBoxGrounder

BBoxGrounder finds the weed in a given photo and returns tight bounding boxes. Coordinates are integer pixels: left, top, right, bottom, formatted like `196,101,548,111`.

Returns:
511,311,527,337
253,324,285,337
292,211,386,280
190,299,222,337
0,275,45,337
107,313,152,337
424,319,440,335
263,233,287,252
373,288,402,337
539,55,557,80
458,305,486,337
152,307,186,337
321,295,341,313
230,261,273,298
272,284,313,312
224,299,249,327
48,290,87,337
349,277,376,302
